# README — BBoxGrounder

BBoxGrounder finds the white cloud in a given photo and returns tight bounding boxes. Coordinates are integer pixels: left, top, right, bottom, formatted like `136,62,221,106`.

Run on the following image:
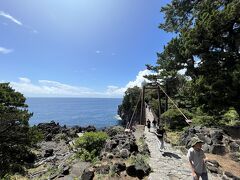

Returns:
19,77,31,84
125,70,152,89
3,70,154,98
95,50,102,54
0,11,38,33
8,78,100,97
105,69,153,97
0,11,22,26
0,46,13,54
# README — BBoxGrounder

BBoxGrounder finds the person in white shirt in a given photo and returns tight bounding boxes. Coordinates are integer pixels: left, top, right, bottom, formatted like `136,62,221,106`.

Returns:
187,137,208,180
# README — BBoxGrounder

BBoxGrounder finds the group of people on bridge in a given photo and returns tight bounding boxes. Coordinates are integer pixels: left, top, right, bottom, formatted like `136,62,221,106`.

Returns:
146,119,166,152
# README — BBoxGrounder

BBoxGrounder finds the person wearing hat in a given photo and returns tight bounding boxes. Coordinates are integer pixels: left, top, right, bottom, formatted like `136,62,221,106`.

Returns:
187,137,208,180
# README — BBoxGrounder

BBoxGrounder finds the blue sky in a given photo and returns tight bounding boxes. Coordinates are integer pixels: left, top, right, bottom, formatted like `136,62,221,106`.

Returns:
0,0,173,97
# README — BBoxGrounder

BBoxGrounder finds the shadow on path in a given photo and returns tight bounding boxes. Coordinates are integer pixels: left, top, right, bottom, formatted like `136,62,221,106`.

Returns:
162,151,181,159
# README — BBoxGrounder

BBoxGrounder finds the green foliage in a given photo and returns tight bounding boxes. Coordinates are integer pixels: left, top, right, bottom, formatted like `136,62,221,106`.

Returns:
192,115,216,126
75,131,109,162
222,107,240,126
118,86,141,125
146,0,240,123
166,131,183,146
161,108,193,130
76,148,98,162
28,126,44,145
129,154,149,166
0,83,34,177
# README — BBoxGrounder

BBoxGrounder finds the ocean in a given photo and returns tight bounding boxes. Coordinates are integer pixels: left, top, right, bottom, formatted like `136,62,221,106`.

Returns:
26,98,122,129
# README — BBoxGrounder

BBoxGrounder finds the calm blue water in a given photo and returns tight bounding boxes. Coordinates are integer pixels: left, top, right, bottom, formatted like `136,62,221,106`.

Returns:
26,98,122,128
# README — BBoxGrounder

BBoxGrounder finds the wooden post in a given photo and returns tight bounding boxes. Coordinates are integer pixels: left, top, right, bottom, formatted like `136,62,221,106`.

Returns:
140,86,145,125
165,80,168,112
157,86,161,126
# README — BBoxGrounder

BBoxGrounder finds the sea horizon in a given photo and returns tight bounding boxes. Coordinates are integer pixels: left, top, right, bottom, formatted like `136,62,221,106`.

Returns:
26,97,123,129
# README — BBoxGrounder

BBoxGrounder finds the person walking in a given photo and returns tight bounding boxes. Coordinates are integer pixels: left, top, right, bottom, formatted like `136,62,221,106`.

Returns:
152,118,157,129
155,126,166,151
146,119,151,132
187,137,208,180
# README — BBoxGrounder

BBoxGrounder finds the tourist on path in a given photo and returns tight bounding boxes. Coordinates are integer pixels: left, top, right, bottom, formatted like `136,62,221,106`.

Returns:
146,119,151,132
155,126,166,151
152,118,157,129
187,137,208,180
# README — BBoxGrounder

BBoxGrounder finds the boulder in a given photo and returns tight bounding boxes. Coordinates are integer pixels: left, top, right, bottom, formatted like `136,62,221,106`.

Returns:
81,169,94,180
62,165,70,175
223,126,240,139
224,171,240,180
135,161,151,179
229,141,240,152
229,152,240,163
206,160,223,175
44,149,54,157
95,165,110,174
210,130,224,144
84,125,96,132
120,149,130,159
106,153,114,159
112,162,126,174
209,145,226,155
45,134,53,141
126,165,137,177
202,144,210,153
104,140,118,152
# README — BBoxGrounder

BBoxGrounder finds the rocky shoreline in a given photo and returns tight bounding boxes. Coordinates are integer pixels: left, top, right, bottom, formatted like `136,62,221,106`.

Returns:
19,121,151,180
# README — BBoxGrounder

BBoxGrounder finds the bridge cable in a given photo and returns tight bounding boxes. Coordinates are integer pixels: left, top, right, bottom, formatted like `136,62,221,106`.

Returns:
126,90,142,129
157,84,191,124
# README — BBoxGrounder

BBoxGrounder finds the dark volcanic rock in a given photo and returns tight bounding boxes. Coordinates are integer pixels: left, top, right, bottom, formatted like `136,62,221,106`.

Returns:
37,121,61,136
81,169,94,180
95,165,110,174
112,162,126,174
126,165,137,177
84,125,96,132
210,130,224,144
229,141,240,152
225,171,240,180
120,149,130,159
62,165,70,175
209,144,226,155
44,149,54,157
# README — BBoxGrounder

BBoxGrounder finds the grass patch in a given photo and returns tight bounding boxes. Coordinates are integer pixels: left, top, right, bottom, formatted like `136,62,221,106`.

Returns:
166,130,183,146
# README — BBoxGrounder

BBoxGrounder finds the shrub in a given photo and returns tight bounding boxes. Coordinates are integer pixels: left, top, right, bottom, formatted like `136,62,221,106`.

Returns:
192,115,216,126
161,108,193,130
28,126,44,145
222,107,240,126
75,131,109,162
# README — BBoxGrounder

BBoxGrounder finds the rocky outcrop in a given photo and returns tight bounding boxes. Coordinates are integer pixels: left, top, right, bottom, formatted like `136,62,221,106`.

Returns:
180,126,240,179
101,133,138,160
180,126,240,156
37,121,97,141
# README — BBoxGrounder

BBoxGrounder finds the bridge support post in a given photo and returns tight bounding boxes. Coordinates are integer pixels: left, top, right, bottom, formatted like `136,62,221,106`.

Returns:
165,80,168,112
157,86,162,126
140,86,145,125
